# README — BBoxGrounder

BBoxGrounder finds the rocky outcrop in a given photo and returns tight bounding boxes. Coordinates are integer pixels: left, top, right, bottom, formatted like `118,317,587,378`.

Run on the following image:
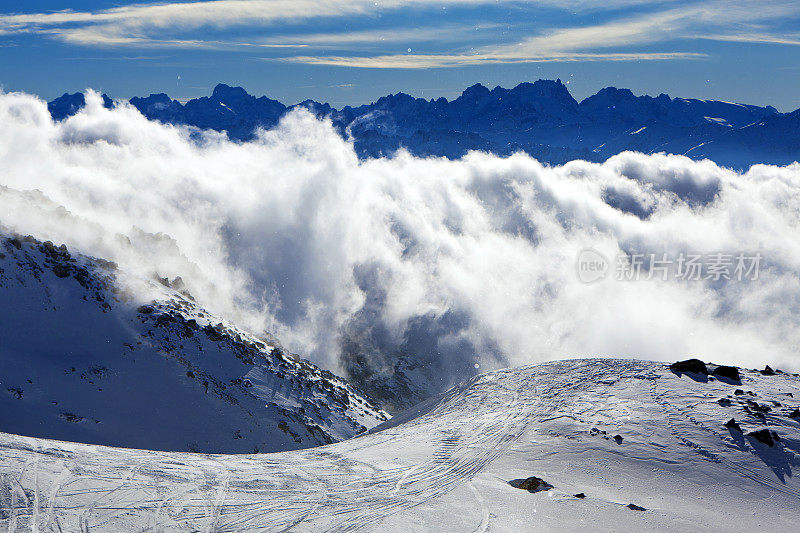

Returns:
669,358,709,375
508,476,553,493
747,429,781,447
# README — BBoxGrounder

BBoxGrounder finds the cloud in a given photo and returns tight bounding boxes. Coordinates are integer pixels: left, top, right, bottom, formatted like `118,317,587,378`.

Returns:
1,90,800,405
283,51,706,68
0,0,620,45
702,32,800,46
3,0,799,72
257,24,502,49
281,1,800,68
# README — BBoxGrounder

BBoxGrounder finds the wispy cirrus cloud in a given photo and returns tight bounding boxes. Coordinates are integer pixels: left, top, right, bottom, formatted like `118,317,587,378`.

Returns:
702,32,800,46
1,0,799,69
0,0,639,44
0,0,680,48
281,1,800,68
285,51,707,69
257,24,503,49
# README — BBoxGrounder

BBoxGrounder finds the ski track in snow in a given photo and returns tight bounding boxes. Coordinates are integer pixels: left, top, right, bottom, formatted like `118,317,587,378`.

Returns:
2,359,800,531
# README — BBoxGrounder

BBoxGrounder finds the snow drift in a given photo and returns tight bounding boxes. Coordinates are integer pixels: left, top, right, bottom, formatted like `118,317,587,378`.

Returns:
1,89,800,404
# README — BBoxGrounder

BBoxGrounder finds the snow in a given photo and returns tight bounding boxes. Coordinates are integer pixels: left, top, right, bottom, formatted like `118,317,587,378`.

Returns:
0,232,387,455
2,358,800,531
704,116,731,126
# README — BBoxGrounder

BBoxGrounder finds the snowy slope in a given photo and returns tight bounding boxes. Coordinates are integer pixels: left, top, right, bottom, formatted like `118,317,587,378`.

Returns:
0,232,387,454
2,358,799,531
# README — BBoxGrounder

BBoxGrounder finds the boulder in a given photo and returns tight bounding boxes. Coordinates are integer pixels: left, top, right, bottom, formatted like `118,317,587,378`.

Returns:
745,399,771,414
509,476,553,493
761,365,776,376
669,359,708,375
627,504,646,511
724,418,742,432
712,365,740,382
747,429,780,447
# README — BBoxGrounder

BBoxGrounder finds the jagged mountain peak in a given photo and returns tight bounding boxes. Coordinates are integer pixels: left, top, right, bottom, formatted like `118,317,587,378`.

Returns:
510,78,572,97
211,83,252,102
459,82,491,100
47,91,114,120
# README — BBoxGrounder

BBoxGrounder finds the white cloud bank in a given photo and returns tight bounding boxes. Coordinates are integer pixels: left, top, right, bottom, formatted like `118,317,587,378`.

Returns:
1,90,799,395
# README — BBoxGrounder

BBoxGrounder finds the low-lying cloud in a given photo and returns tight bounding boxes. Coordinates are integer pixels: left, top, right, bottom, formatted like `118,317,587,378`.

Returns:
1,90,799,403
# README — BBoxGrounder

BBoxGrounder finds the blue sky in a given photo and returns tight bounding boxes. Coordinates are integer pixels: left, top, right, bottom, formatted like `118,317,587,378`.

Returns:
1,0,799,110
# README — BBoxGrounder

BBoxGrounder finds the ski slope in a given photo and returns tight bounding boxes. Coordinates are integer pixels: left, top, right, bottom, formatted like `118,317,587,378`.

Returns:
2,358,800,531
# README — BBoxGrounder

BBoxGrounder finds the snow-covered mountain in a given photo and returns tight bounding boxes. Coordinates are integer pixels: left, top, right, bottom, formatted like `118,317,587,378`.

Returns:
2,358,799,531
46,80,797,168
0,230,387,454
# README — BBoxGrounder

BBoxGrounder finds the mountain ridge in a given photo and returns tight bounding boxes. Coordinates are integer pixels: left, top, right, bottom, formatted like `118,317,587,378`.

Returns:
0,225,388,453
46,80,797,168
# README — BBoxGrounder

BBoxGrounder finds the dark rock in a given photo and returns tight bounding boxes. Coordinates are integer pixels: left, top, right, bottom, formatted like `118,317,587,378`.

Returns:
202,323,225,342
734,389,745,395
613,434,624,444
745,399,771,414
712,365,740,382
52,264,71,278
670,358,708,375
137,305,154,314
717,398,732,406
761,365,776,376
627,503,646,511
724,418,742,432
509,476,554,493
95,258,116,270
574,493,586,498
747,429,780,447
790,409,800,419
6,387,23,400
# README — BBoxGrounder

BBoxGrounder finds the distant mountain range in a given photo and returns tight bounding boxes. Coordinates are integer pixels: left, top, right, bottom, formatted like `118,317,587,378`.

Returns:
48,80,800,168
